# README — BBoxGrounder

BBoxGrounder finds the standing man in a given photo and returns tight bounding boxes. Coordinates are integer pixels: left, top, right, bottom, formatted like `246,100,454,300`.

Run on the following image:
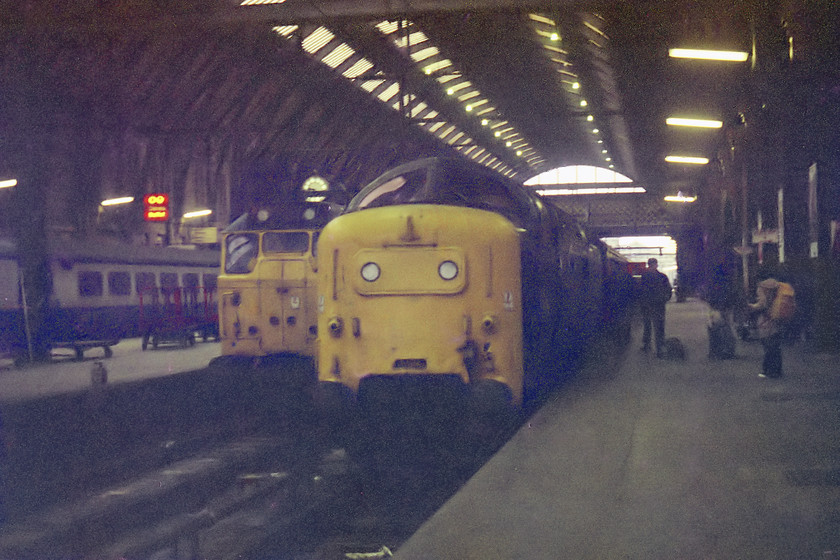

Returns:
639,257,672,357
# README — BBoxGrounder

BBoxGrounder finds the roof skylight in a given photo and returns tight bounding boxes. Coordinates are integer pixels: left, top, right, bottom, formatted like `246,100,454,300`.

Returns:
524,165,634,186
266,23,517,177
375,19,545,169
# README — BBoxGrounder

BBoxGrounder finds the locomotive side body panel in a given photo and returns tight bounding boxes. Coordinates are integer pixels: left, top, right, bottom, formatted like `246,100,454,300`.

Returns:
317,204,525,403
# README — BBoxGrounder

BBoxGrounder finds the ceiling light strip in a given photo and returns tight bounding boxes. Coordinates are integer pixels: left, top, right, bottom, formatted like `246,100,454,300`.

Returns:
529,12,626,176
666,117,723,128
665,155,709,164
668,48,749,62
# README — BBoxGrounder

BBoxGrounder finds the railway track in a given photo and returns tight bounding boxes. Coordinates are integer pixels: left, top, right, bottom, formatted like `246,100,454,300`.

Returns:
0,430,491,559
0,360,508,559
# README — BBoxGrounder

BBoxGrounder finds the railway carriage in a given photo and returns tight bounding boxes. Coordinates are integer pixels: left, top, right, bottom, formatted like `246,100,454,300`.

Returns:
316,158,624,420
0,237,219,362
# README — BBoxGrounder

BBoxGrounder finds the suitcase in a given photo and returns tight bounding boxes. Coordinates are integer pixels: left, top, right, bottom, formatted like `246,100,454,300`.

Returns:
661,337,686,360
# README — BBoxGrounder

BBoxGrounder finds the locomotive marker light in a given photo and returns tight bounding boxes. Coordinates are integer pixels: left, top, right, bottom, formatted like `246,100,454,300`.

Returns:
438,260,459,280
328,316,344,337
481,314,498,334
143,193,169,221
361,262,381,282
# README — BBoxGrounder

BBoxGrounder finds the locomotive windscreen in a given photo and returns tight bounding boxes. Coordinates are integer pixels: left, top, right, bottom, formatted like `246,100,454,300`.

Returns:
263,231,309,254
225,233,258,274
350,158,534,228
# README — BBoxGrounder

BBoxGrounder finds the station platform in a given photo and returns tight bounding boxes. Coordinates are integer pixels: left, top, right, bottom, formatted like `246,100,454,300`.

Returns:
0,338,220,404
396,298,840,560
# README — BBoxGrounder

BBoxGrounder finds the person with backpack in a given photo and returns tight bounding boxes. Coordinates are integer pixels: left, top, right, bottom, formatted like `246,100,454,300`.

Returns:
748,270,796,378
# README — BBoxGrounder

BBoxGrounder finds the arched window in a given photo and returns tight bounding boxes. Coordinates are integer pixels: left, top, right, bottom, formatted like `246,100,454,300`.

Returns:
524,165,644,195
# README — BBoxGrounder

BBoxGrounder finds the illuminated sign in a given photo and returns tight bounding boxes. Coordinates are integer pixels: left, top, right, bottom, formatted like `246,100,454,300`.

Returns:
143,193,169,221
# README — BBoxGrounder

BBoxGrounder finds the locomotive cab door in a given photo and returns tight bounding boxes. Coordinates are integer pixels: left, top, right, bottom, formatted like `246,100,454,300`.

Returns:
257,231,318,356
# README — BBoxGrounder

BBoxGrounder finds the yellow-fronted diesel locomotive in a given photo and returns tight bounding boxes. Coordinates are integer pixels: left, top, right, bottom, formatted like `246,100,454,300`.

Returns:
217,202,339,361
316,158,631,419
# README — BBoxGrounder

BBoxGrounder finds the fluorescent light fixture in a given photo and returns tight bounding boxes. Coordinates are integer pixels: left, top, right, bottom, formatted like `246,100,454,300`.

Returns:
666,117,723,128
537,187,646,196
183,209,212,219
665,155,709,164
100,196,135,206
0,179,18,189
664,193,698,203
668,48,749,62
241,0,286,4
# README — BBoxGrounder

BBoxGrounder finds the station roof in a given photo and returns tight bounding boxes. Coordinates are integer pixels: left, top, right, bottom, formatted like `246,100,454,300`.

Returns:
1,1,835,235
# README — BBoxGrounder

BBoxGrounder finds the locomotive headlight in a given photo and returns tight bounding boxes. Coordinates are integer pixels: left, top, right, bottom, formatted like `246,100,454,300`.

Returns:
438,260,459,281
360,262,380,282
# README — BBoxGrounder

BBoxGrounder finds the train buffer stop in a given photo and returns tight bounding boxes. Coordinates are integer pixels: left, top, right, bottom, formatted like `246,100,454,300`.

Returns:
395,297,840,560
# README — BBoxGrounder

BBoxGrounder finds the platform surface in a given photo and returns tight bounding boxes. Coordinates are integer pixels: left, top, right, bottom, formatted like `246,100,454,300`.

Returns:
396,299,840,560
0,338,220,403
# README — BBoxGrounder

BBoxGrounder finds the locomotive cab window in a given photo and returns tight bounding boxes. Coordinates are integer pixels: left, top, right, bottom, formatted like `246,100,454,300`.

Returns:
78,271,103,297
438,166,531,226
108,271,131,296
356,169,428,209
225,233,258,274
263,231,309,254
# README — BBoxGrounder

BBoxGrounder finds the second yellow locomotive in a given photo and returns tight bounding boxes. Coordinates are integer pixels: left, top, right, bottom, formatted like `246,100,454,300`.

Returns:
217,203,338,361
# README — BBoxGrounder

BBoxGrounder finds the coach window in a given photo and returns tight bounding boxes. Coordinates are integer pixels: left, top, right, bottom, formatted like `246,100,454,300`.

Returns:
183,273,199,289
263,231,309,254
160,272,178,295
135,272,157,297
108,271,132,296
203,274,217,293
183,273,199,306
78,271,103,297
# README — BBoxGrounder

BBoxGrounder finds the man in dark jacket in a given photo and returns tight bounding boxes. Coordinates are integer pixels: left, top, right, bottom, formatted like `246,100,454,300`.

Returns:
639,257,672,357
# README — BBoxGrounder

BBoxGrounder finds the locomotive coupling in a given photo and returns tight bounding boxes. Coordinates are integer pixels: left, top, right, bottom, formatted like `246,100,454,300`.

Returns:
328,316,344,337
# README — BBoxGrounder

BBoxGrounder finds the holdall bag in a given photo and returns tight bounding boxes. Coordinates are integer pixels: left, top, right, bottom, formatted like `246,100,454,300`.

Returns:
769,282,796,321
